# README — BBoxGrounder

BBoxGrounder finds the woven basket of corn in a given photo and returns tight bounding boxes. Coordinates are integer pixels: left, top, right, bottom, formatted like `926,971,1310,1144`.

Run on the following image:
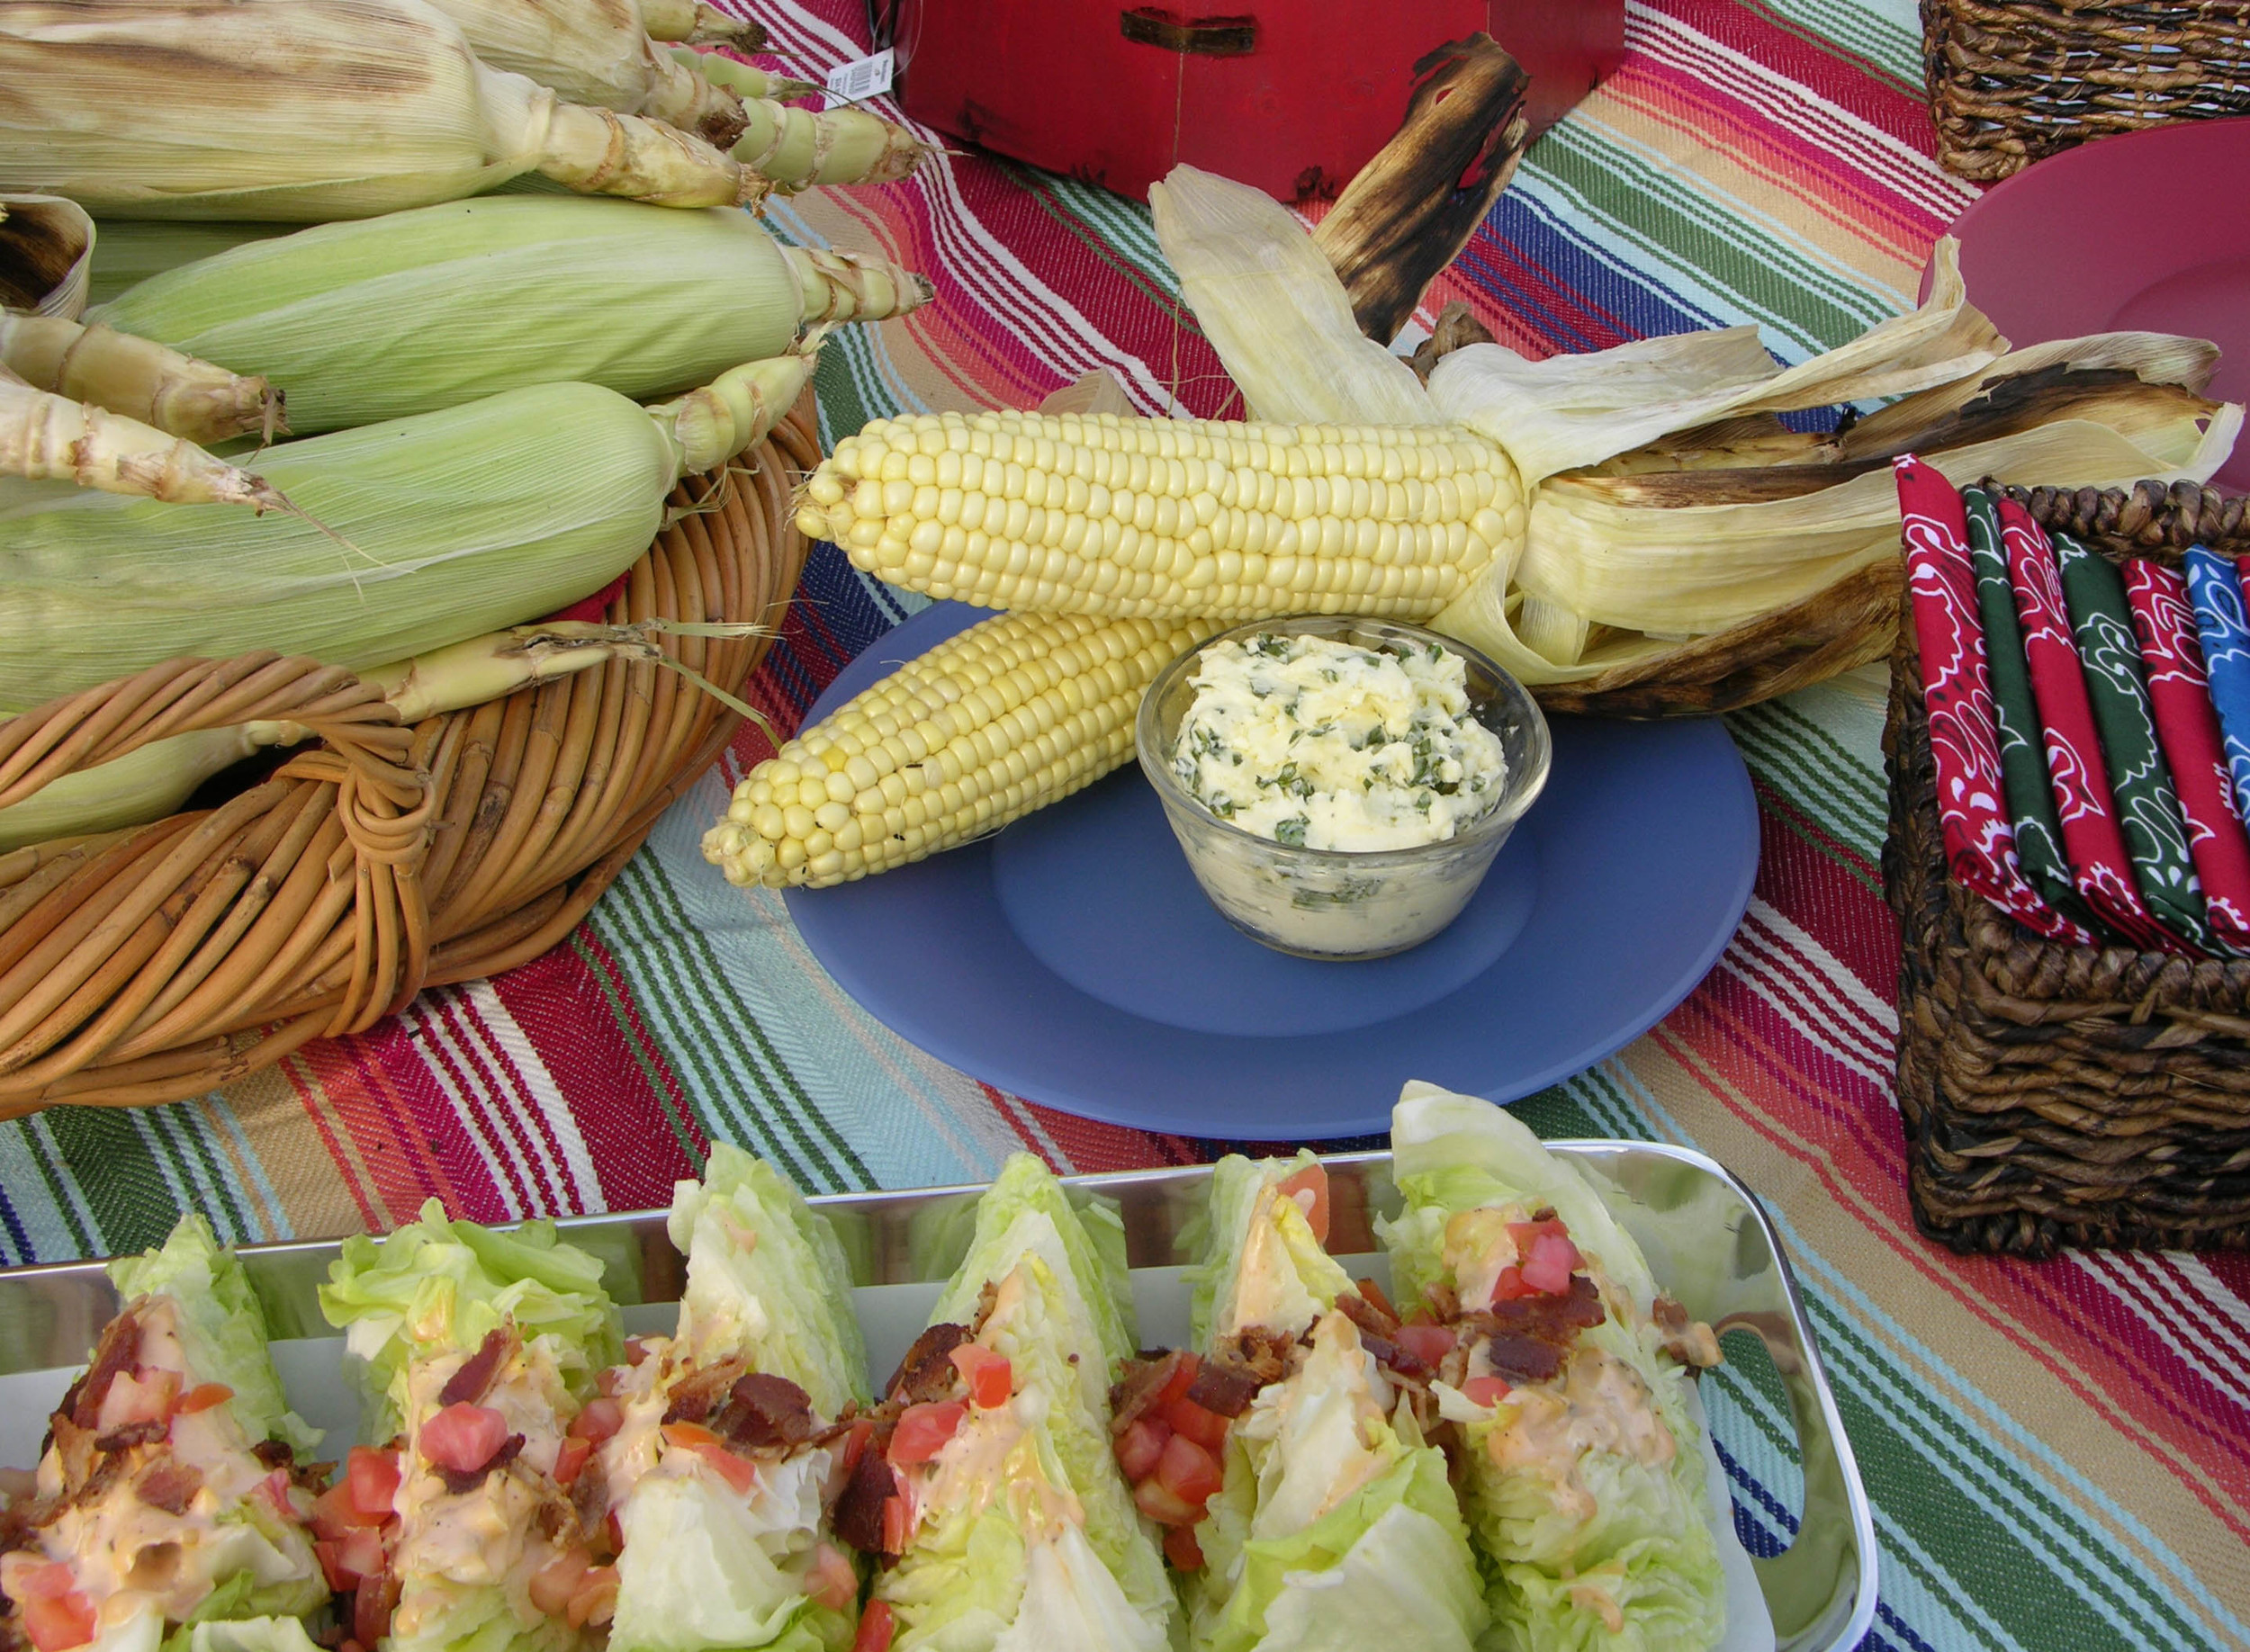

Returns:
0,400,816,1117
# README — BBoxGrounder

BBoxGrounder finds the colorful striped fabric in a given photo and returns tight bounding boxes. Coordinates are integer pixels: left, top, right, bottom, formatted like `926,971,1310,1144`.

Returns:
2,2,2245,1648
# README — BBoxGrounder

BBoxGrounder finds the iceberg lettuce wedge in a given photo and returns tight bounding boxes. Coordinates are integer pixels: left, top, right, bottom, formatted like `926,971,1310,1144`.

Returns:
603,1146,870,1652
320,1202,624,1652
1379,1082,1727,1652
1182,1156,1485,1652
871,1154,1173,1652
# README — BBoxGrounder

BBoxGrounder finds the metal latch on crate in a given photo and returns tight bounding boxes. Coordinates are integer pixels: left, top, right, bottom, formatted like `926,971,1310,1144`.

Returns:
1119,8,1258,55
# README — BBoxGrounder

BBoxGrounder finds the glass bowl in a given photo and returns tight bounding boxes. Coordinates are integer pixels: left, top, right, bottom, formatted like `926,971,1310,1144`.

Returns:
1135,615,1552,961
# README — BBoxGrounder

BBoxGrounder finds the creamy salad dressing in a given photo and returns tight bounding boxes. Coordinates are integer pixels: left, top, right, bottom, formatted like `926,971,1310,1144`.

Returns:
1172,633,1508,852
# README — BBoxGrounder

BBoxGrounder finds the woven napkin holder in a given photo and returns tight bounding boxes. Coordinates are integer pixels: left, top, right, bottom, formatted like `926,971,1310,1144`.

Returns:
1923,0,2250,181
1885,477,2250,1254
0,402,818,1118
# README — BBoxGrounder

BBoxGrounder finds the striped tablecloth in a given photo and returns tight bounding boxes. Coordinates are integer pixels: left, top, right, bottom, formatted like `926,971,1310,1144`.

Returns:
6,1,2247,1647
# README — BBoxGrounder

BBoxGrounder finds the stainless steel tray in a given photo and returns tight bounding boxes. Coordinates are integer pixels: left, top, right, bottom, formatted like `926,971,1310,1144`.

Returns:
0,1142,1876,1652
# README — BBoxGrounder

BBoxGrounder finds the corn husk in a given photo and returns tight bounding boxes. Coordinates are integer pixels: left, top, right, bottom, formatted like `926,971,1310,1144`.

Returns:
0,0,754,220
93,196,923,432
419,0,748,145
685,49,931,188
0,313,281,444
640,0,761,46
0,370,292,509
0,351,808,711
83,221,290,310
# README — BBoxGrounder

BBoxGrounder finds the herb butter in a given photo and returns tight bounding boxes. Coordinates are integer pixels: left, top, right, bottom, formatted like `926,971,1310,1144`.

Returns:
1172,633,1508,851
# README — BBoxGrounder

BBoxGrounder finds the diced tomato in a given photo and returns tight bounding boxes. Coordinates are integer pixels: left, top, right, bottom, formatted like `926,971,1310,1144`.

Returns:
339,1640,364,1652
660,1420,721,1451
1113,1417,1170,1482
887,1401,966,1468
96,1368,181,1432
949,1345,1012,1409
420,1403,509,1475
554,1437,592,1488
878,1495,909,1557
1488,1266,1534,1303
1461,1376,1511,1408
529,1550,590,1617
1519,1232,1582,1297
1163,1394,1228,1453
662,1423,759,1495
568,1397,624,1445
1132,1477,1200,1528
806,1543,858,1615
1274,1164,1331,1245
317,1526,386,1591
1507,1217,1569,1252
1154,1352,1201,1411
175,1383,233,1415
1153,1433,1221,1510
604,1511,625,1558
22,1590,96,1652
564,1566,617,1629
7,1564,78,1603
852,1600,896,1652
346,1446,402,1522
837,1418,877,1479
1162,1524,1205,1572
353,1571,400,1649
313,1538,350,1591
1393,1324,1456,1369
311,1485,370,1541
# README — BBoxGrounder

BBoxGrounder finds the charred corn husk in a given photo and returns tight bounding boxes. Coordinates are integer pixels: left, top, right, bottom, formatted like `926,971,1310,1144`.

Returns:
685,49,931,187
0,312,281,443
0,195,93,319
0,0,757,220
0,352,810,712
94,196,927,433
705,612,1216,887
419,0,749,145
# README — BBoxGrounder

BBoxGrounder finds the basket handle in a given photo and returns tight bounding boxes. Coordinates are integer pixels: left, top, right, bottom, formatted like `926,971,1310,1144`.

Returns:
0,652,421,817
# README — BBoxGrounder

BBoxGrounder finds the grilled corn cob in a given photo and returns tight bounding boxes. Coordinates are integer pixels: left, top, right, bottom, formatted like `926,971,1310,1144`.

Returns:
796,410,1525,620
704,612,1215,887
0,0,755,220
94,196,928,433
419,0,749,145
0,351,814,710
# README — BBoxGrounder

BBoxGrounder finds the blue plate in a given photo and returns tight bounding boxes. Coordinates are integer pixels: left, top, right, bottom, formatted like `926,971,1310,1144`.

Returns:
784,604,1759,1138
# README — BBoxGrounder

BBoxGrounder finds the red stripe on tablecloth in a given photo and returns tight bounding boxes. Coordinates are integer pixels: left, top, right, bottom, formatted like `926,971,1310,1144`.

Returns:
428,992,578,1214
1751,784,1900,996
1020,1102,1201,1174
287,1027,488,1224
1644,0,1936,148
1660,992,2250,1535
490,947,705,1212
1439,235,1642,356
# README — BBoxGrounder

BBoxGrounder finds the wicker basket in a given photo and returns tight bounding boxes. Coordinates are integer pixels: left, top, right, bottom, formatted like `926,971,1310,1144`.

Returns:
1923,0,2250,181
0,401,818,1118
1884,478,2250,1255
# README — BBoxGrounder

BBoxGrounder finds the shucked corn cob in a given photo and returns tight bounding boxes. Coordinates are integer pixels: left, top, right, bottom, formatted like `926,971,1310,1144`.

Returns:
796,410,1526,620
704,612,1216,887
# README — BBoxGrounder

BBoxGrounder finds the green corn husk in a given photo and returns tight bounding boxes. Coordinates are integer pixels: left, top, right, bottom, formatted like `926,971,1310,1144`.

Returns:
0,358,809,712
84,221,290,309
93,196,928,433
0,0,753,220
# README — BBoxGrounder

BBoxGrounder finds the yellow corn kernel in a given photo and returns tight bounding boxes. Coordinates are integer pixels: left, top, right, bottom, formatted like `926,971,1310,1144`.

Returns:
702,612,1219,890
795,411,1524,622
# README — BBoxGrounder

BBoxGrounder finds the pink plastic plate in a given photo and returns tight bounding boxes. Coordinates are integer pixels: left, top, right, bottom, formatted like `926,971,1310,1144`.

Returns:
1942,117,2250,494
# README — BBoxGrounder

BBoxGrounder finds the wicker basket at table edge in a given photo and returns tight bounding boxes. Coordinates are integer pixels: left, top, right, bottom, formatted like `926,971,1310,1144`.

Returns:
1921,0,2250,182
1885,477,2250,1257
0,396,820,1118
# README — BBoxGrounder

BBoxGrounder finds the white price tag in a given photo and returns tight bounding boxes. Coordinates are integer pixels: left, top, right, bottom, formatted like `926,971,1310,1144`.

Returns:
823,48,894,109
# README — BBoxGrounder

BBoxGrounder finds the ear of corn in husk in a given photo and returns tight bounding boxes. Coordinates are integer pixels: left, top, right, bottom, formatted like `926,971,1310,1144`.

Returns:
93,196,927,433
685,49,932,187
670,48,817,103
0,616,767,849
641,0,762,46
0,371,291,509
0,348,812,712
704,611,1219,888
0,0,756,220
0,194,92,319
0,312,282,443
418,0,750,145
82,221,291,309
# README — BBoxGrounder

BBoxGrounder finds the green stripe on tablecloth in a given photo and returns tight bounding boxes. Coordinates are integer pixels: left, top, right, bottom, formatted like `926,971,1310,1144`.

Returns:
1742,0,1923,89
590,851,871,1192
1728,697,1888,848
0,1118,96,1262
1010,165,1184,316
37,1106,181,1255
1520,126,1896,353
136,1103,256,1245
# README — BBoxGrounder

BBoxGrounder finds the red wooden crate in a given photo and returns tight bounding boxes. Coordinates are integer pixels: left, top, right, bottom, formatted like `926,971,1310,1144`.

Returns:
891,0,1624,203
